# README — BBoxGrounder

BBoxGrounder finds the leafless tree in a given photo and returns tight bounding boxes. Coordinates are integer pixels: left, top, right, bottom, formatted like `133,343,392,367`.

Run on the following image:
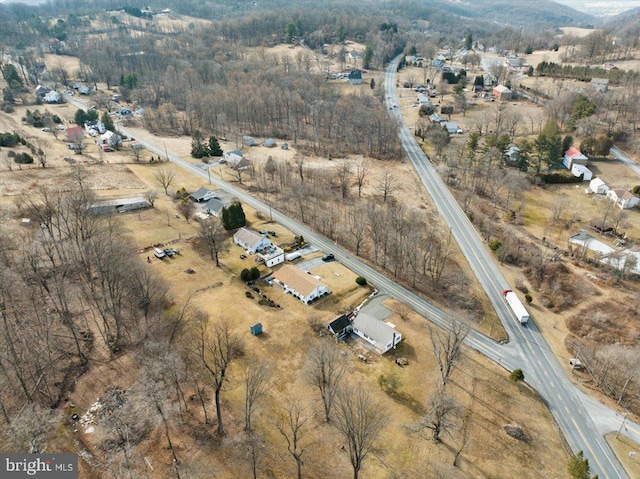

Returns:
428,317,469,387
154,167,176,195
176,199,196,223
415,389,459,442
7,403,57,453
304,341,347,422
274,399,312,479
33,138,49,168
355,160,370,197
551,193,568,225
333,386,387,479
196,319,244,435
1,153,12,171
197,218,228,266
375,170,397,203
244,360,271,431
144,189,158,208
335,160,353,199
347,204,367,256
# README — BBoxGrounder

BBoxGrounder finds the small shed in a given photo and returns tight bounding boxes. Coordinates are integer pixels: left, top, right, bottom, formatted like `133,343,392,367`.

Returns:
442,121,459,134
588,177,609,195
348,70,363,85
571,164,593,181
250,322,263,335
590,78,609,93
263,138,276,148
243,136,257,146
281,143,289,150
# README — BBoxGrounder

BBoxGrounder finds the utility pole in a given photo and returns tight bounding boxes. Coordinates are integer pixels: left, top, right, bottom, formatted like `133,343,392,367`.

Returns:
616,413,628,439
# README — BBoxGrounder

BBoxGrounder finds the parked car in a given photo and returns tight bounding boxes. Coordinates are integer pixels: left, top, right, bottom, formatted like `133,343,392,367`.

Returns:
164,248,175,257
322,253,335,262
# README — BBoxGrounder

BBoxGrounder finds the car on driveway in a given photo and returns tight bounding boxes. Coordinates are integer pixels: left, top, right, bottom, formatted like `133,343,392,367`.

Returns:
322,253,335,262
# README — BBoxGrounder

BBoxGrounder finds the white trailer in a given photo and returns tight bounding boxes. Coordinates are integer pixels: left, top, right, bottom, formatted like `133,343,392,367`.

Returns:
502,290,530,324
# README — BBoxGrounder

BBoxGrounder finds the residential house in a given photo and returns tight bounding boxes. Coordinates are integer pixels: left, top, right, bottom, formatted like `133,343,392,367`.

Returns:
232,158,252,171
484,73,496,87
504,145,521,166
271,264,330,304
505,55,521,68
607,189,640,209
493,85,511,101
43,90,61,103
85,121,105,136
571,163,593,181
588,177,609,195
352,312,402,354
98,131,121,151
242,136,257,146
189,186,217,203
202,197,230,217
327,314,353,339
590,78,609,93
348,70,363,85
234,227,271,254
223,149,243,162
563,147,588,169
35,85,50,97
89,197,150,215
348,51,362,61
429,113,444,123
417,94,431,106
66,126,84,143
263,138,276,148
442,121,460,134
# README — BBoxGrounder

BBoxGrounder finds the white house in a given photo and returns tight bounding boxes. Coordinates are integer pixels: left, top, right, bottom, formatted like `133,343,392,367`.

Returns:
564,147,589,169
607,189,640,209
43,90,61,103
271,264,330,304
571,163,593,181
98,131,121,150
352,312,402,354
233,227,271,253
588,177,609,195
223,149,243,162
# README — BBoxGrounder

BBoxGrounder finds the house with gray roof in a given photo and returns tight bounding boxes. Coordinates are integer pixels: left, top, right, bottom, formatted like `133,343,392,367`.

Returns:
590,78,609,93
203,197,230,217
352,312,402,354
234,227,271,253
190,186,217,203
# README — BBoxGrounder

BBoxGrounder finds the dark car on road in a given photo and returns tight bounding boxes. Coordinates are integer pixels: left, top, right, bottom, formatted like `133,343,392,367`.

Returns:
322,254,335,262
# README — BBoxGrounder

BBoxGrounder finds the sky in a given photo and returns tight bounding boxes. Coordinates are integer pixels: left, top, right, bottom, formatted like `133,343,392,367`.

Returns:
554,0,640,17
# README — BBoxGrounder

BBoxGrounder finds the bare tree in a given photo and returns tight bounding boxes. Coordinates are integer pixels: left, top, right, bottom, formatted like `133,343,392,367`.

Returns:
274,399,312,479
375,171,397,203
244,360,271,431
33,138,49,168
416,389,459,442
176,199,196,223
197,218,228,266
428,317,469,387
335,160,353,199
355,160,370,197
144,189,158,208
333,386,387,479
304,341,347,422
154,167,176,195
196,319,244,435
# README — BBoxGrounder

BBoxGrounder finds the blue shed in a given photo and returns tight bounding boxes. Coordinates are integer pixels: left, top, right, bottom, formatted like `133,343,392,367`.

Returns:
250,322,263,335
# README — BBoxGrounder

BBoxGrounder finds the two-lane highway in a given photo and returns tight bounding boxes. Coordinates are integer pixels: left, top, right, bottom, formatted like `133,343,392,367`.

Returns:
385,56,628,478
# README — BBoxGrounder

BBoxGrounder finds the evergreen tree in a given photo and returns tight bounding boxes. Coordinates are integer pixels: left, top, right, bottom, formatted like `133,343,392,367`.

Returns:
191,130,209,158
101,111,115,132
568,451,595,479
208,136,223,156
363,44,374,69
464,33,473,50
221,202,246,230
370,78,376,90
74,109,87,125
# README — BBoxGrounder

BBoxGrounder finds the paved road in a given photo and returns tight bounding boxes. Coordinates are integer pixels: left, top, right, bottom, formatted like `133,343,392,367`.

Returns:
67,81,639,476
386,57,630,478
611,146,640,178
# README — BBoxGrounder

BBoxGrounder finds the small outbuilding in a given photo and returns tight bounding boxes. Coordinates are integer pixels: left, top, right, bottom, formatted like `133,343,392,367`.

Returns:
348,70,363,85
590,78,609,93
493,84,512,101
571,164,593,181
588,177,609,195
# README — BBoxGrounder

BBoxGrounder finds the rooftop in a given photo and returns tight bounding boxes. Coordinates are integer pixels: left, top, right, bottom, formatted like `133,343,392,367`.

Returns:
272,264,326,297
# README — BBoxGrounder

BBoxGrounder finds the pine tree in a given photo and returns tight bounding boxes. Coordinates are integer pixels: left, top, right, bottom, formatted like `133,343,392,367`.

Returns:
208,136,223,156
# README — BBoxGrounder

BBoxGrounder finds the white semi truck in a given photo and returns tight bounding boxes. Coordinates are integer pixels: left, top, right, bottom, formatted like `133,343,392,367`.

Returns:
502,289,530,324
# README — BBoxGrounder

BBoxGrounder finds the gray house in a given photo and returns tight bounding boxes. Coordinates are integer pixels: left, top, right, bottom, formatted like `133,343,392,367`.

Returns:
590,78,609,93
203,197,230,217
190,186,217,203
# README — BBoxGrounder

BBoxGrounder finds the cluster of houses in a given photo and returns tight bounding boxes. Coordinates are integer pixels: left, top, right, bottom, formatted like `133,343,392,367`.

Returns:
427,113,463,135
35,85,62,104
563,147,639,209
328,69,363,85
189,186,235,218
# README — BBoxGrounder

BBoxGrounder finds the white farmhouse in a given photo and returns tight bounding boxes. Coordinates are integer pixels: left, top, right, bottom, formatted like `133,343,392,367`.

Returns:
233,227,271,253
607,189,640,209
352,312,402,354
271,264,330,304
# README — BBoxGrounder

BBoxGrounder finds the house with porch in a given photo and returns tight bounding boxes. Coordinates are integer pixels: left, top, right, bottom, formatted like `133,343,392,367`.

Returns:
607,189,640,209
352,312,402,354
271,264,330,304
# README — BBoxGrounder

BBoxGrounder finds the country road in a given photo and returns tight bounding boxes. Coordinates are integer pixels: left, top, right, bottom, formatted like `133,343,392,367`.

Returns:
386,56,635,478
66,74,640,477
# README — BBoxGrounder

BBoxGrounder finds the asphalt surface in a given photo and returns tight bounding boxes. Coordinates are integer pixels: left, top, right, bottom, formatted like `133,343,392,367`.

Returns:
386,57,632,478
66,76,640,476
611,146,640,178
